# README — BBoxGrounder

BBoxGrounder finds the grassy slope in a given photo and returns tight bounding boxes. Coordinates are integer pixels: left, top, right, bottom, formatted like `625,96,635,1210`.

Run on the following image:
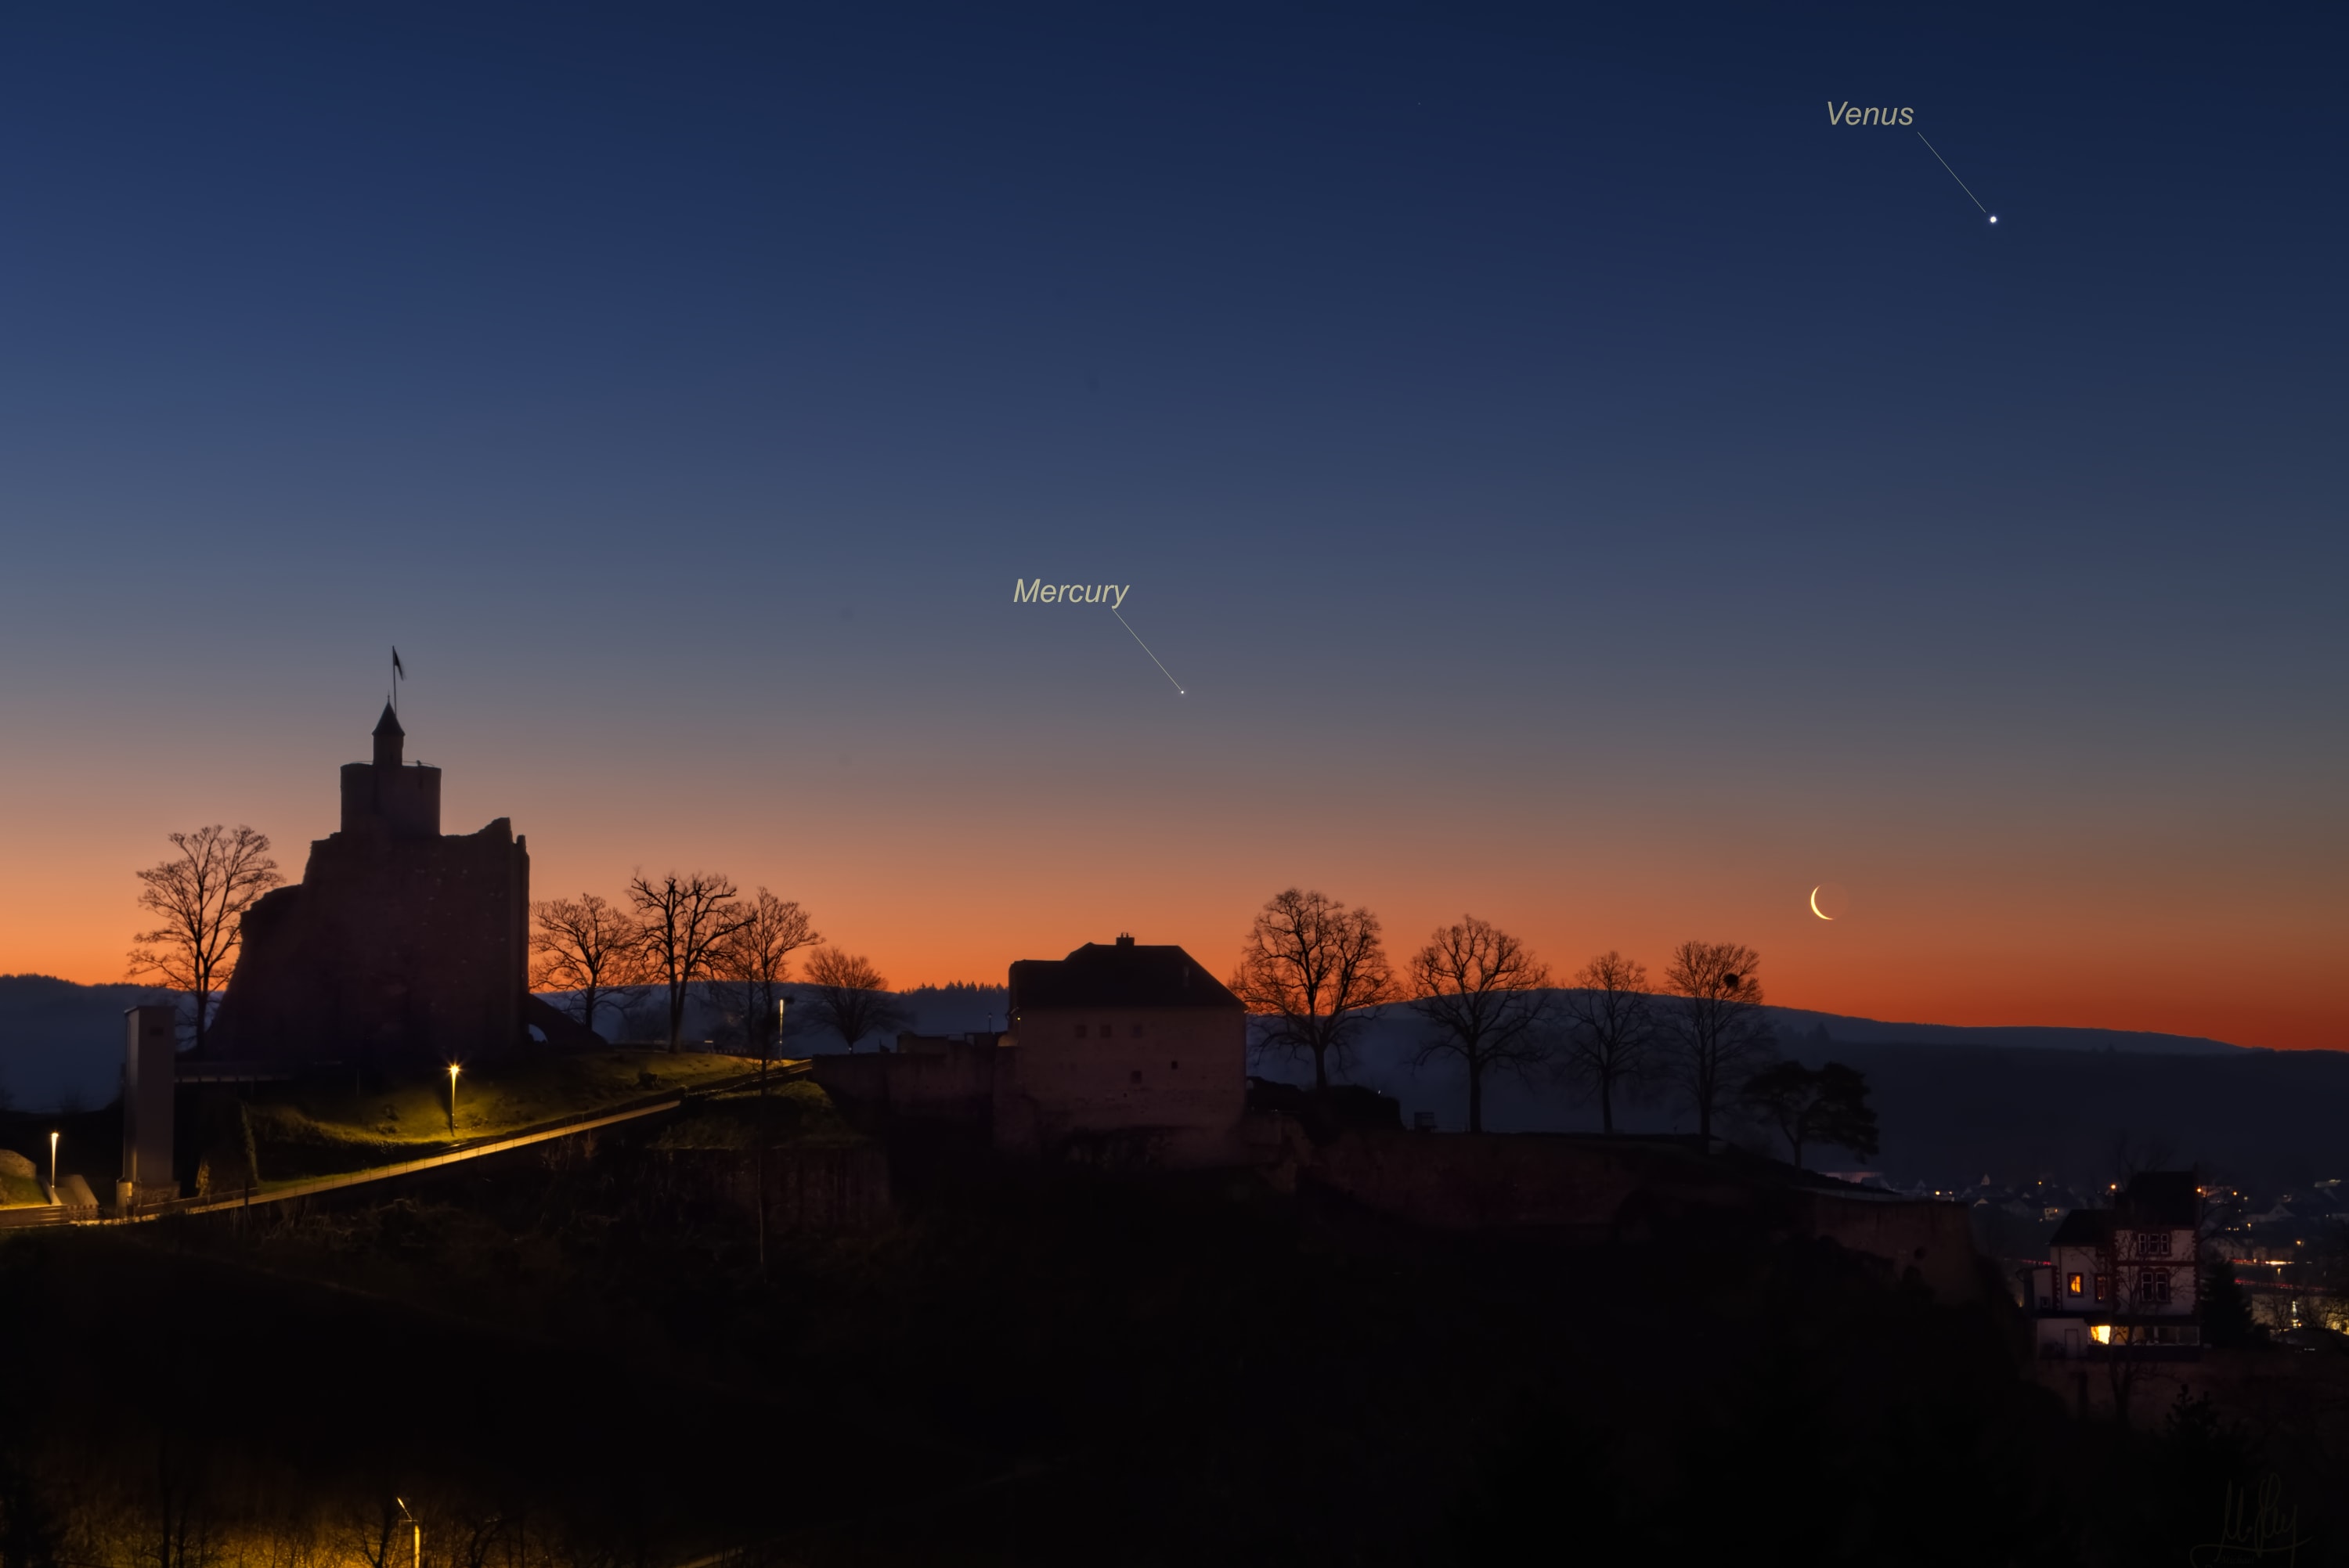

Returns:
227,1049,760,1184
0,1170,45,1206
648,1078,861,1149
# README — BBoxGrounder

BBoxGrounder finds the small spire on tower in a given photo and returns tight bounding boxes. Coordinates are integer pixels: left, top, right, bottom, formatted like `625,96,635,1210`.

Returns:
373,702,404,769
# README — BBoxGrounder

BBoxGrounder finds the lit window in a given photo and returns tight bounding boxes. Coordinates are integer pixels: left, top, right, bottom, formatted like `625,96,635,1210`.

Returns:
2067,1274,2084,1297
2088,1325,2114,1345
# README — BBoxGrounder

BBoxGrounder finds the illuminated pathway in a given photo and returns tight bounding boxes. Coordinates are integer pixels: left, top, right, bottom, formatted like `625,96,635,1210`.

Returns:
80,1060,810,1225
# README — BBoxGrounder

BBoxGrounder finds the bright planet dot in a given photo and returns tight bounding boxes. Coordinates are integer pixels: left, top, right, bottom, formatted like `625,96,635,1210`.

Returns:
1989,215,1999,223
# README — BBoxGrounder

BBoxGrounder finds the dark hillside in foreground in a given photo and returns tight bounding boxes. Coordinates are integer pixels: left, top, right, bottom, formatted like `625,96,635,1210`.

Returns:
2,1121,2331,1563
0,1126,2330,1568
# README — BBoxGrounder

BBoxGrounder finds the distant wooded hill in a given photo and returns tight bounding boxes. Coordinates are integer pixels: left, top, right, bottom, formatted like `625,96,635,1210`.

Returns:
6,975,2333,1191
1284,1004,2334,1193
0,975,171,1112
1763,1004,2249,1058
0,975,1016,1110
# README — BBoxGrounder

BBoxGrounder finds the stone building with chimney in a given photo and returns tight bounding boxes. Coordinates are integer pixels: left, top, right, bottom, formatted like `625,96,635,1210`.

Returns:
806,935,1250,1166
204,705,532,1070
993,935,1248,1165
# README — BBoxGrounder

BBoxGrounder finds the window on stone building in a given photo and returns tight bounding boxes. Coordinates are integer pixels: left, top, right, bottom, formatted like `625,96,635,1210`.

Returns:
2095,1274,2108,1302
1101,1022,1112,1036
2134,1230,2173,1259
1074,1024,1087,1039
1129,1069,1142,1085
1169,1059,1179,1071
2067,1273,2083,1298
2138,1268,2172,1304
1131,1023,1143,1037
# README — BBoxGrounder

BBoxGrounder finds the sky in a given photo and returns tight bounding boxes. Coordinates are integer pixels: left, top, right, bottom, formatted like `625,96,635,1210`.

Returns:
0,3,2341,1049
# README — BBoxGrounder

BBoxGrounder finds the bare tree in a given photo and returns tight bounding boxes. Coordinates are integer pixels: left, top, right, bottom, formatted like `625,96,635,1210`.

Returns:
713,891,820,1280
1408,915,1553,1134
529,893,644,1040
1660,940,1776,1139
625,871,745,1052
126,825,282,1054
711,890,821,1060
2090,1150,2196,1426
1557,950,1658,1134
1741,1061,1878,1170
803,948,909,1051
337,1496,408,1568
1229,888,1397,1094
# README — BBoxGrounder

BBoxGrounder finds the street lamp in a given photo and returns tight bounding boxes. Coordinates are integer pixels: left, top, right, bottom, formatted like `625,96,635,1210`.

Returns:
396,1498,420,1568
446,1063,460,1137
757,997,789,1278
48,1130,59,1205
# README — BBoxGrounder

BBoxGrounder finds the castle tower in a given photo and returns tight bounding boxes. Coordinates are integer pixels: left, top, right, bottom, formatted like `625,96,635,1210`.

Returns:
342,701,441,838
207,703,529,1069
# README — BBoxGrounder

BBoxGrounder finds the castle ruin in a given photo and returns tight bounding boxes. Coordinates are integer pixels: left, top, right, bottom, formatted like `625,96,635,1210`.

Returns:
204,705,531,1069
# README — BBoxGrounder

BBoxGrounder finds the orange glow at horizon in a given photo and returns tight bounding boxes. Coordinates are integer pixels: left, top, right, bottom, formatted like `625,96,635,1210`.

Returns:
5,752,2340,1054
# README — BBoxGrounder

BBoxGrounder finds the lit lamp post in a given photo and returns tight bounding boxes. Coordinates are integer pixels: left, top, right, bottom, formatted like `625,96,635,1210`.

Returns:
48,1130,59,1206
396,1497,420,1568
757,997,788,1277
446,1063,460,1137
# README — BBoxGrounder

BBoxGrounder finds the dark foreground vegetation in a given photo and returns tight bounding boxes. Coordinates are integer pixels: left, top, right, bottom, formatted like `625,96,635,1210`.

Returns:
0,1115,2341,1566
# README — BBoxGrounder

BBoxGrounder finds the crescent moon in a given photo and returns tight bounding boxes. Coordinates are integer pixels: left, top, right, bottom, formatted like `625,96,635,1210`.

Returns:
1810,886,1834,921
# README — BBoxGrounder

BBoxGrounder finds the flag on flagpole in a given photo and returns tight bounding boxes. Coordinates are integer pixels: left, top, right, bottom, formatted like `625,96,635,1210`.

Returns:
392,648,404,677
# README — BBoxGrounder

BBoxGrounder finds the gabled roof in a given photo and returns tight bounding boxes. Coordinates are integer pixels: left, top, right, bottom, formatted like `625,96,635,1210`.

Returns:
2048,1172,2199,1250
1009,938,1242,1013
2116,1170,2199,1229
2049,1209,2112,1248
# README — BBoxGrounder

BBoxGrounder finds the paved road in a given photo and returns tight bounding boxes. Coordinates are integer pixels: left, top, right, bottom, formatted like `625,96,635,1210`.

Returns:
33,1058,812,1226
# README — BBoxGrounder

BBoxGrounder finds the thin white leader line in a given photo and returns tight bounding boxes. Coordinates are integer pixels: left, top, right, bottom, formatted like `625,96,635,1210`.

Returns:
1915,132,1987,214
1110,605,1185,694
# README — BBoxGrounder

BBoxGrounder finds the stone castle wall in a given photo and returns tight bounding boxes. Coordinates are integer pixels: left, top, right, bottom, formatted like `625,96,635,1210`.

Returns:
1297,1130,1983,1300
812,1041,998,1126
210,816,528,1068
995,1004,1246,1164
